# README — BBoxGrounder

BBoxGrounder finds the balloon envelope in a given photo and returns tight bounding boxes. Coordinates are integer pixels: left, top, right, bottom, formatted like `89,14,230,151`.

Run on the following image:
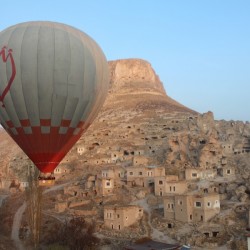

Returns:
0,21,109,173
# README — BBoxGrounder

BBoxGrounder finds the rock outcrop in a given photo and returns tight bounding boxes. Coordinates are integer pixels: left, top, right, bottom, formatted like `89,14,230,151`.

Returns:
109,59,164,93
105,59,197,114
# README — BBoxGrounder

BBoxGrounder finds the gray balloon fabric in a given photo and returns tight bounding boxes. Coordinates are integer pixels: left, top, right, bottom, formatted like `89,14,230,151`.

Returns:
0,21,109,173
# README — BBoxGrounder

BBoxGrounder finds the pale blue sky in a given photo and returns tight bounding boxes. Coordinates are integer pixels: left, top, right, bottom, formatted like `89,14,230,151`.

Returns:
1,1,249,121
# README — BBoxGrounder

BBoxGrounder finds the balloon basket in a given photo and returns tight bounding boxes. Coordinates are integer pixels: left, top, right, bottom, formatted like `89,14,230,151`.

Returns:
38,178,55,186
38,174,55,186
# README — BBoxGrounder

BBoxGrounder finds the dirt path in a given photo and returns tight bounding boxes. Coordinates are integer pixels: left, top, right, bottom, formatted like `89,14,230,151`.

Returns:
10,181,73,249
43,181,74,194
131,196,176,244
131,197,229,249
11,202,27,250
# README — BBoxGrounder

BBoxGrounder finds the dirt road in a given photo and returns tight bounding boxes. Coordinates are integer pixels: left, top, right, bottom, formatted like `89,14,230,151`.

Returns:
10,181,73,249
11,202,27,250
131,196,176,244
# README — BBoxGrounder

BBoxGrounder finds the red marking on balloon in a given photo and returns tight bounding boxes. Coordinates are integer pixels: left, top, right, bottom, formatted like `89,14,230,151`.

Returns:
20,119,31,127
0,46,16,107
40,119,51,126
5,119,89,173
6,120,14,128
77,121,85,128
60,119,71,127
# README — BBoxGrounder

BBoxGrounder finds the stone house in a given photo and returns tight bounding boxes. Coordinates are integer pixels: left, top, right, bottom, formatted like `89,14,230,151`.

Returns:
164,196,175,220
243,141,250,153
84,167,125,196
126,166,165,188
64,185,87,197
96,178,114,196
198,224,222,239
100,166,126,189
104,205,143,230
77,146,86,155
154,175,188,196
54,165,70,176
233,147,242,154
221,142,233,155
54,167,61,175
100,166,125,179
164,192,220,223
199,169,217,180
111,151,124,163
233,139,250,154
185,168,216,181
88,156,111,165
185,168,200,181
217,166,235,178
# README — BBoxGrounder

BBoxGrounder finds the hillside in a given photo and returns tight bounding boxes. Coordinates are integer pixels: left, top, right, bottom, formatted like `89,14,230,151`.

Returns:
0,58,250,249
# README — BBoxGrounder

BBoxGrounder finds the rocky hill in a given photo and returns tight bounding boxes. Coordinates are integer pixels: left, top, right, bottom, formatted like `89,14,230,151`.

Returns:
72,59,249,175
0,58,198,180
107,59,196,113
60,59,250,249
0,58,250,249
68,59,203,175
62,59,249,249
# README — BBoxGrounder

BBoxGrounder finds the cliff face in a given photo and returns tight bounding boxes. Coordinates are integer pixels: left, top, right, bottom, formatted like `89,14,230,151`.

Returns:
105,59,197,114
108,59,165,94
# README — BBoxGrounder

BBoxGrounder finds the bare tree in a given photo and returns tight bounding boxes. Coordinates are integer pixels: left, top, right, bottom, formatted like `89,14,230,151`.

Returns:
45,216,99,249
25,165,42,249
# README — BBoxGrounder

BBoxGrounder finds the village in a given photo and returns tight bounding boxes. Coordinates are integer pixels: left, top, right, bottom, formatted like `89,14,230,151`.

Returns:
2,110,249,249
0,59,250,249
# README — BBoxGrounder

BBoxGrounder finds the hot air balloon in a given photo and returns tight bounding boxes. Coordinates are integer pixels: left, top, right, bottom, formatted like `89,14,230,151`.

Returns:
0,21,109,185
